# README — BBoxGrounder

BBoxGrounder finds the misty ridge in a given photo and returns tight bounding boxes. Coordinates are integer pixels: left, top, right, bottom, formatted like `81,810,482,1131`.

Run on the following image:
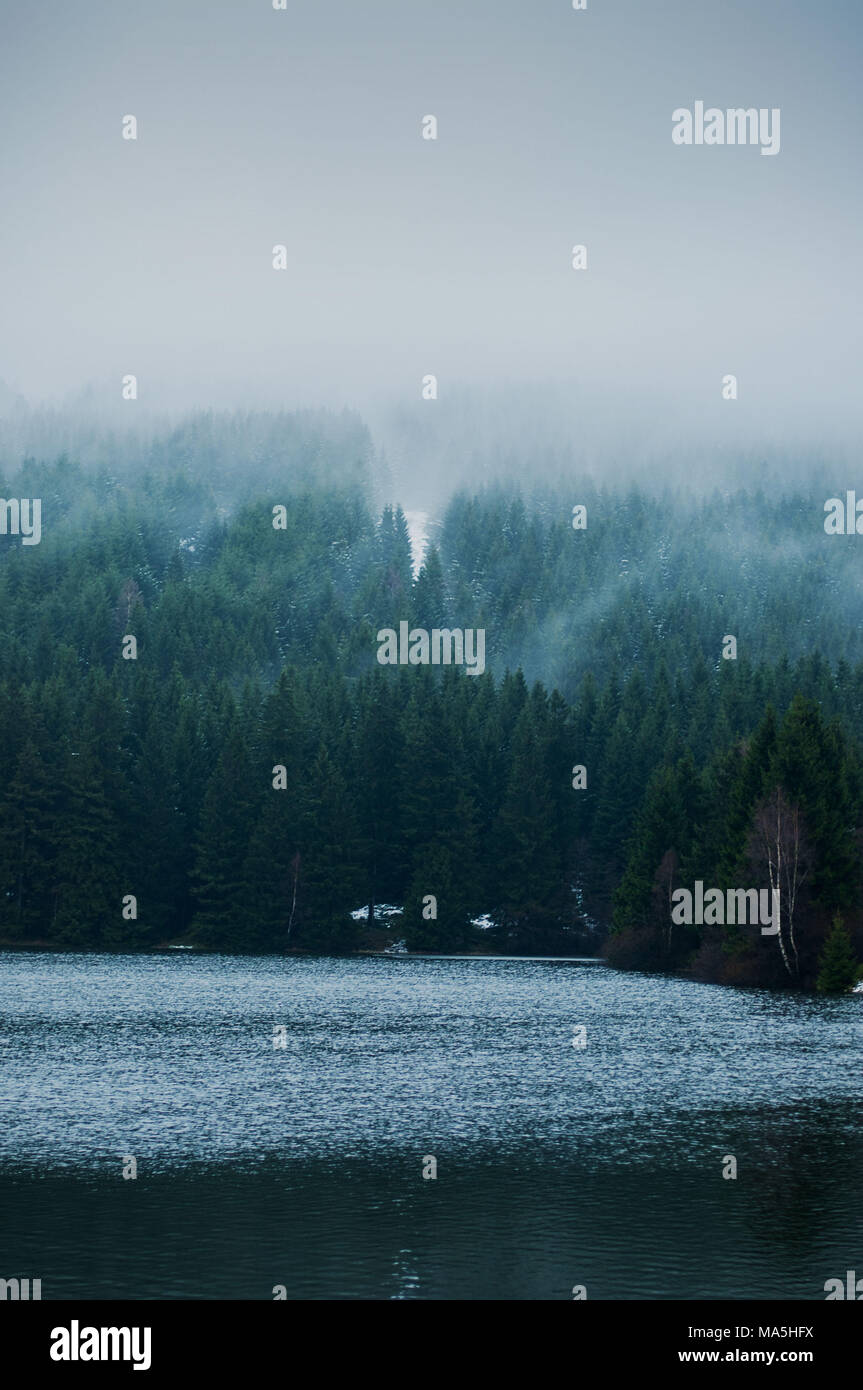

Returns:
1,386,861,695
3,390,863,987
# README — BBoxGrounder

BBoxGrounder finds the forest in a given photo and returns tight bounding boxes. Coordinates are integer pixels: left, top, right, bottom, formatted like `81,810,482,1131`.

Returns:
1,410,862,991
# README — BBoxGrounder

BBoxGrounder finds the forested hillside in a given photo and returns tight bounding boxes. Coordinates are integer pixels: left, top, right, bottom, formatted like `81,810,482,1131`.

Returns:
2,419,862,989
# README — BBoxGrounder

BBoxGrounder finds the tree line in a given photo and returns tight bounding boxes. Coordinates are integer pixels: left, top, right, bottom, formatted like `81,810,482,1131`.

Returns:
1,438,862,988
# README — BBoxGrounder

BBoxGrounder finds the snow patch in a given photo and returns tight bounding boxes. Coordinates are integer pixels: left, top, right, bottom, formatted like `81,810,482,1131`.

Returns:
351,904,404,923
403,510,429,579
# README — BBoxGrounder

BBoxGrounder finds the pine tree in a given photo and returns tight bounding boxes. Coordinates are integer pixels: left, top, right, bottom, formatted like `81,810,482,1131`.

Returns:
51,746,124,946
816,915,859,993
717,706,778,884
402,842,473,952
492,707,568,951
354,675,406,916
0,738,58,940
129,705,188,942
294,745,362,950
772,697,859,910
244,784,302,949
398,674,460,873
411,544,447,629
191,727,258,947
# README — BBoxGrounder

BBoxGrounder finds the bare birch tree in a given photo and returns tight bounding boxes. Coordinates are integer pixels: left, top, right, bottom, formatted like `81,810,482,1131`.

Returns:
748,788,810,981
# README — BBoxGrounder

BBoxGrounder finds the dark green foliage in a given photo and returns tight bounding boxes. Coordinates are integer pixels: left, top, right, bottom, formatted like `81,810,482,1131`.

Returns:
614,698,863,988
816,916,859,993
402,844,473,953
1,446,862,985
191,726,258,948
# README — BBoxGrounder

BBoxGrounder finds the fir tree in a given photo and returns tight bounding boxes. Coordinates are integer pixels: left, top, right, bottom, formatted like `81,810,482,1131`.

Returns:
191,727,258,947
816,915,859,993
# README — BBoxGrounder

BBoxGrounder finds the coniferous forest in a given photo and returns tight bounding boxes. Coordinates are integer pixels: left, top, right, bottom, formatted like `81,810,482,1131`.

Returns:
2,412,862,992
6,0,863,1331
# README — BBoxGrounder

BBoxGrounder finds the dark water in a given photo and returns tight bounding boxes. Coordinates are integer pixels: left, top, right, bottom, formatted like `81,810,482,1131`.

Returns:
0,950,861,1300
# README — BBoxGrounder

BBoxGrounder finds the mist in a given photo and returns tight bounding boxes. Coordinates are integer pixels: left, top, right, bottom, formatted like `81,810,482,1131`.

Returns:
2,0,862,508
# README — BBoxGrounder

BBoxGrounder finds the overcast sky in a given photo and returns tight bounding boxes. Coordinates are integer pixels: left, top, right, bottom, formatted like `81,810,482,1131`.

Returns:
1,0,861,447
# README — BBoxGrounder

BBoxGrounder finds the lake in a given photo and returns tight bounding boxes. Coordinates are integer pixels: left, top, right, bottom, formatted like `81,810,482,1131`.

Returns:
0,950,860,1299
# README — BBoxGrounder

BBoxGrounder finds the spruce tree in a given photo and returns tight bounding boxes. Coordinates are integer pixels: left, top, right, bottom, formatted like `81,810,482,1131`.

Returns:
492,708,568,950
402,842,473,953
51,746,124,947
191,727,258,947
0,738,58,940
816,916,859,993
294,745,362,950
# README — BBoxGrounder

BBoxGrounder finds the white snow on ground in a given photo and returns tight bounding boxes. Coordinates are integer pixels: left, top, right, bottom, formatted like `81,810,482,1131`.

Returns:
352,904,497,930
403,509,429,579
351,904,404,922
571,878,602,934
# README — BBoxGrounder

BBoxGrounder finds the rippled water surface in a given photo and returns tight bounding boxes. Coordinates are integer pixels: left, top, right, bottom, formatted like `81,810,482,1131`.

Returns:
1,951,861,1298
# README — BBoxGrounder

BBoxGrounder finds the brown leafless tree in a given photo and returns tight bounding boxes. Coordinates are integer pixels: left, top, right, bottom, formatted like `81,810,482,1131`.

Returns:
115,577,144,634
286,851,301,942
654,847,680,954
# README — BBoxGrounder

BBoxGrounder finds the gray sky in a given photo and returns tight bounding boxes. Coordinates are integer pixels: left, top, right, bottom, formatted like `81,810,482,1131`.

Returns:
1,0,861,445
